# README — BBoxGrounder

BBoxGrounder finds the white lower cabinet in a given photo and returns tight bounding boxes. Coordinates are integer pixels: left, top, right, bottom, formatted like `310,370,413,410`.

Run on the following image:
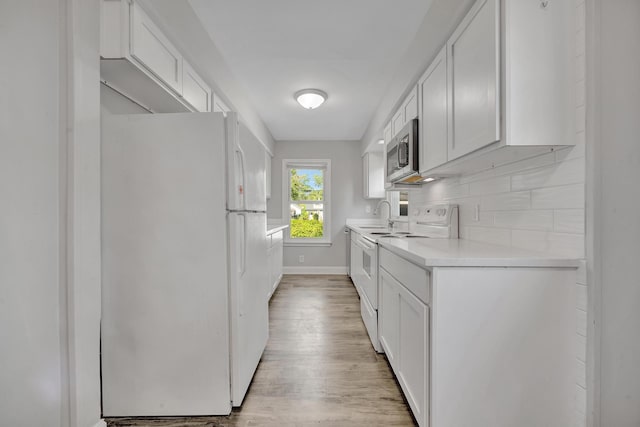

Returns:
350,234,363,298
379,266,429,427
379,269,400,367
267,230,283,299
398,283,429,426
379,246,577,427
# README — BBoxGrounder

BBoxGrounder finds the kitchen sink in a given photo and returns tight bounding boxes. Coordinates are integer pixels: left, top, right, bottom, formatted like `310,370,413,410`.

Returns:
367,232,429,238
369,231,429,239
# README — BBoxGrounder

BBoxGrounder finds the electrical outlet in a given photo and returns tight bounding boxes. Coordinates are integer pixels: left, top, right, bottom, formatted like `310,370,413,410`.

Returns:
299,255,304,263
365,205,371,214
474,204,480,222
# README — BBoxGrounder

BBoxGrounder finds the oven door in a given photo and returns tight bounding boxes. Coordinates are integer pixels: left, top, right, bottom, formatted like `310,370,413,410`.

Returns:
356,235,378,309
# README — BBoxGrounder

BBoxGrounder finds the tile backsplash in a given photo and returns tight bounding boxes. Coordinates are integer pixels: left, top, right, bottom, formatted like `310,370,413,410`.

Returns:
409,147,585,257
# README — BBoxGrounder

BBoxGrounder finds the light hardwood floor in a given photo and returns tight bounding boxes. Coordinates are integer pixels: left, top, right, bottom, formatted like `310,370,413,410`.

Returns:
107,275,416,427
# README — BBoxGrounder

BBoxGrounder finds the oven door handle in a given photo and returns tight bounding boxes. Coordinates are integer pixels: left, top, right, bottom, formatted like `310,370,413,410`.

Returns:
356,235,376,251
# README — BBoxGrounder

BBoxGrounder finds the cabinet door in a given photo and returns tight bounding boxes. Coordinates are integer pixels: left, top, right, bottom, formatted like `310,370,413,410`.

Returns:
447,0,500,161
182,61,211,112
265,152,272,200
418,47,448,174
402,87,419,123
391,109,404,138
270,243,283,296
504,0,575,147
267,244,275,297
379,269,400,369
350,239,363,297
398,284,429,427
362,153,370,198
383,122,393,145
363,153,385,199
213,93,231,116
130,2,183,94
383,123,392,184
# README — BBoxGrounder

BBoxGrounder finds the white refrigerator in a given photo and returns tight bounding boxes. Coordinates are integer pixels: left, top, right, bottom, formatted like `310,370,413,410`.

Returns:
101,112,269,416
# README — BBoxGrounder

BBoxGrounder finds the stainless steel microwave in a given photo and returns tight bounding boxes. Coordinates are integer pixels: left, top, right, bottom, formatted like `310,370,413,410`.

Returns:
386,119,421,184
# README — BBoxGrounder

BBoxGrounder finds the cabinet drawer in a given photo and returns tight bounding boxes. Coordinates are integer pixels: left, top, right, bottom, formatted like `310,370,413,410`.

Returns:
380,248,430,304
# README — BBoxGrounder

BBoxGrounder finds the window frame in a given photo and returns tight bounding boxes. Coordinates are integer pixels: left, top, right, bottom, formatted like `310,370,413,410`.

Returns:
282,159,332,246
388,191,410,223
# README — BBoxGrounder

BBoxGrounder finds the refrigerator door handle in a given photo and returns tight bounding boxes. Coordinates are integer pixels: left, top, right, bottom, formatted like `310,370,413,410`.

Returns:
235,145,247,210
238,213,247,277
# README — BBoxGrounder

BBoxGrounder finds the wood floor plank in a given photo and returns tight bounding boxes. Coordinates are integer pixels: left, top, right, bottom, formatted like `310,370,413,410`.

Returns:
107,275,416,426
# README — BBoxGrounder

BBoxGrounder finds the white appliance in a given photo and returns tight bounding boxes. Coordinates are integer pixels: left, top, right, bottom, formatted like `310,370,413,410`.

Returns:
101,112,269,416
360,204,459,353
386,119,421,184
352,232,381,352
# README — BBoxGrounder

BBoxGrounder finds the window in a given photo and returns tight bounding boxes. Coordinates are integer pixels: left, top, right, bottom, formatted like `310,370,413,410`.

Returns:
389,191,409,220
283,159,331,245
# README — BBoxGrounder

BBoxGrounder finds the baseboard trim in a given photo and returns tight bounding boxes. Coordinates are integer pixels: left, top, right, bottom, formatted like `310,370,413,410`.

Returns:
283,266,348,275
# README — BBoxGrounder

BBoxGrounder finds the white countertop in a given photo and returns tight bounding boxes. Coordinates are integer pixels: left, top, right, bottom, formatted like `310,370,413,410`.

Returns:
347,223,579,268
266,223,289,235
378,238,580,268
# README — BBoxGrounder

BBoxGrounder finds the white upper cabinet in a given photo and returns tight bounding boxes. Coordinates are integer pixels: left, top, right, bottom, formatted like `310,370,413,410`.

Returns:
182,61,211,112
402,87,419,123
391,87,419,138
100,0,212,114
504,0,575,147
265,151,272,200
447,0,500,161
213,93,232,116
362,152,385,199
410,0,575,177
391,109,404,138
383,122,393,145
129,2,183,94
418,47,448,174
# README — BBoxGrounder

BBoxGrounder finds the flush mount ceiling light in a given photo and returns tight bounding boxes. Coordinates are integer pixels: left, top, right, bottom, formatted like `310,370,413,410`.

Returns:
294,89,327,110
377,139,385,145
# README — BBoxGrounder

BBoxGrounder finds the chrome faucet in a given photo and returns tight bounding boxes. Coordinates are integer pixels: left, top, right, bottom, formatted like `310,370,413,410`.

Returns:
374,200,394,230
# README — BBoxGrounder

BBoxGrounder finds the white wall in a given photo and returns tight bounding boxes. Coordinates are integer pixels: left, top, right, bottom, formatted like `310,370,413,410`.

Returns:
0,2,103,427
138,0,275,154
268,141,379,271
590,0,640,425
0,2,64,425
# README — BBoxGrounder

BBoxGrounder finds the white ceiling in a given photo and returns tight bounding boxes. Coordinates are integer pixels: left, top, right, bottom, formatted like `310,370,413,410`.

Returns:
188,0,434,141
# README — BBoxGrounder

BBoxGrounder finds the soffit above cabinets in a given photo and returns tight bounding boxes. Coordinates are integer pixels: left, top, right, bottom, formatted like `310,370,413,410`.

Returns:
188,0,436,141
